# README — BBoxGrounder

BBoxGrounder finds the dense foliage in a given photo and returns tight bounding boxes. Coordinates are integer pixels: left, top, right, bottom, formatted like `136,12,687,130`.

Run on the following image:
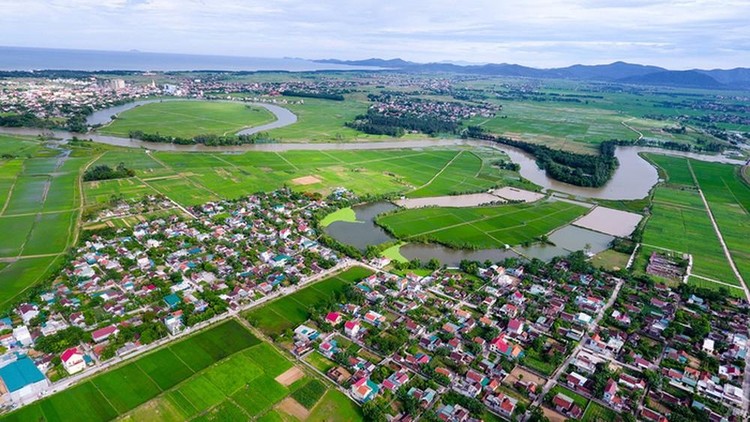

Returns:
465,125,619,187
346,109,459,136
83,163,135,181
281,90,345,101
127,130,276,146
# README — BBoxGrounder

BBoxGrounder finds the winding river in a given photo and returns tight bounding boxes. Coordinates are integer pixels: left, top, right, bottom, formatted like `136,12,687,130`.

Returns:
3,100,747,265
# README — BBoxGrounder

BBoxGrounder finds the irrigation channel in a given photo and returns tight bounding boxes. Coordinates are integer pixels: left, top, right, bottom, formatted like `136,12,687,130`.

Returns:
1,100,747,265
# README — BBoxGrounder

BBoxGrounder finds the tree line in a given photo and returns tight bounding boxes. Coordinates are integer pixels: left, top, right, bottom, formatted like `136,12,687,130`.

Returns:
346,109,459,137
464,126,620,188
127,131,277,146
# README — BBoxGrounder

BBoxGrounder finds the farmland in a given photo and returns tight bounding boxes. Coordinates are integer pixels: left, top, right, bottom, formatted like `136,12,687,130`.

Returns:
98,101,275,138
0,136,90,309
245,266,373,337
1,320,262,422
83,147,526,207
376,200,588,249
640,154,750,294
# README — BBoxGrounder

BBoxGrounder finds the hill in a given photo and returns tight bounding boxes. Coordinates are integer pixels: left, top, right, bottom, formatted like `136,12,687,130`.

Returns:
316,58,748,89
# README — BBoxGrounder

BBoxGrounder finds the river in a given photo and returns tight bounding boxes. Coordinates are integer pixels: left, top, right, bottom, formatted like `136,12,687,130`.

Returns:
1,101,746,201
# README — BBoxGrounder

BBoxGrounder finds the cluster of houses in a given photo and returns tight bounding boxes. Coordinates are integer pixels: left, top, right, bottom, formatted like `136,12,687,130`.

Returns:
0,189,347,408
0,77,161,120
278,257,627,420
368,92,499,123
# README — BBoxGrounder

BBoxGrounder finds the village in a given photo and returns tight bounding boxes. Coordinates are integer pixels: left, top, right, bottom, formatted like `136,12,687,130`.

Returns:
0,186,746,421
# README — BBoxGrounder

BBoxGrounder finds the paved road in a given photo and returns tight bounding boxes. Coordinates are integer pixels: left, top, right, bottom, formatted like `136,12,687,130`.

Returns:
531,278,624,409
12,260,356,409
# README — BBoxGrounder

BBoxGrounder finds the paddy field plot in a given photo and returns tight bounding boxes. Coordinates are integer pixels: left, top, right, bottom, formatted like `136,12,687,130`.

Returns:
98,101,276,138
86,147,522,207
572,206,642,237
642,154,750,291
377,200,588,249
1,320,262,422
0,142,85,307
246,266,373,337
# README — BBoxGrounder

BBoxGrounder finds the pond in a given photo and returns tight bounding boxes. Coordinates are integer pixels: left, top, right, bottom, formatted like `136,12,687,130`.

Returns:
321,200,615,266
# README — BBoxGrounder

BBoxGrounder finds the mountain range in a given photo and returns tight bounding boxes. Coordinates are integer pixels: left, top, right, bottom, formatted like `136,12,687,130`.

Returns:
315,58,750,90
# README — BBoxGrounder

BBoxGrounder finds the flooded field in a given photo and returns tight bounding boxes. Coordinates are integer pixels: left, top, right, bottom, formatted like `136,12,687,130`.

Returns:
395,193,503,209
572,206,643,237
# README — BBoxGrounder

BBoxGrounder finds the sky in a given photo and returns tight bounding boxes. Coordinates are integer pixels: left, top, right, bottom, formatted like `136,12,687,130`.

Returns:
0,0,748,69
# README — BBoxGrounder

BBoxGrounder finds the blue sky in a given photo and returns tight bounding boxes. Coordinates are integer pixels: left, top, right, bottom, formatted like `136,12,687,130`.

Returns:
0,0,748,69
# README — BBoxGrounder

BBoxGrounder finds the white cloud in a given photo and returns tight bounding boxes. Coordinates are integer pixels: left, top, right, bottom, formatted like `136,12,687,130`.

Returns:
0,0,748,68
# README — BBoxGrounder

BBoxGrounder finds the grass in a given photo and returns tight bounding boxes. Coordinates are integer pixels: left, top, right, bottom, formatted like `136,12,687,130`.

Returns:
582,401,618,422
99,101,275,138
307,390,363,422
548,385,589,409
1,320,259,422
643,154,750,290
407,150,497,198
377,200,588,249
290,379,327,409
245,266,373,336
320,207,357,227
305,352,337,373
381,242,408,263
592,249,630,271
82,148,522,207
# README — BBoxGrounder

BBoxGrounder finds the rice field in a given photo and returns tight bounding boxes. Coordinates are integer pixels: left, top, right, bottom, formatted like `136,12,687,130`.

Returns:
98,101,276,138
84,147,524,207
377,200,588,249
245,266,373,337
1,320,262,422
642,154,750,292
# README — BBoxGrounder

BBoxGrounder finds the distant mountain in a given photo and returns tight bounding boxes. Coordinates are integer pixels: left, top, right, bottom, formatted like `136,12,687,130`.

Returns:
617,70,725,89
698,68,750,89
315,58,747,89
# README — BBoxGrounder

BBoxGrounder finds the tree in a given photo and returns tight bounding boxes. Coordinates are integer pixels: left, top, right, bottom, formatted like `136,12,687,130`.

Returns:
362,397,389,422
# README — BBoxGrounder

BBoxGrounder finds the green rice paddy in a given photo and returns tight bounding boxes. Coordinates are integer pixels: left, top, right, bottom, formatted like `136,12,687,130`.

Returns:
98,101,275,138
246,266,373,336
377,200,588,249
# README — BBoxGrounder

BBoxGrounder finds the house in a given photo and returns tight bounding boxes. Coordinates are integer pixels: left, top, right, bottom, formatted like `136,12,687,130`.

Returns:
351,377,379,402
382,370,410,391
164,312,184,335
12,326,32,347
325,312,342,326
436,403,471,422
506,319,524,335
489,335,524,359
363,310,386,327
17,304,39,324
319,339,338,358
344,320,361,338
163,293,181,309
91,325,119,343
552,393,583,419
61,347,86,374
603,378,620,406
0,355,49,402
294,325,319,341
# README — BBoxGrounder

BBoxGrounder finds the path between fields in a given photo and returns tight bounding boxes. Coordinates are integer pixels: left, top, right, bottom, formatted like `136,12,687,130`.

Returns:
15,260,358,409
409,150,463,193
686,160,748,299
621,118,644,141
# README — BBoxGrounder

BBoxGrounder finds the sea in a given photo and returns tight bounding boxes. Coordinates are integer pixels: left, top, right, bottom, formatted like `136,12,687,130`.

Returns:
0,46,376,72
